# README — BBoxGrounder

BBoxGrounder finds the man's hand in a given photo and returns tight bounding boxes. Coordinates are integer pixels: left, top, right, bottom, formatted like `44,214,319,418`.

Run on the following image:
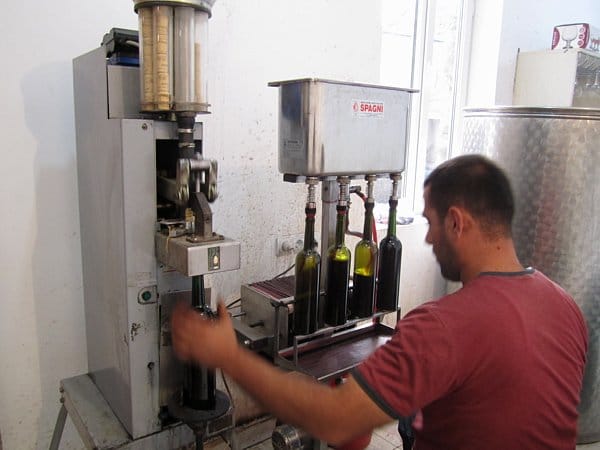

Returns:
171,301,239,369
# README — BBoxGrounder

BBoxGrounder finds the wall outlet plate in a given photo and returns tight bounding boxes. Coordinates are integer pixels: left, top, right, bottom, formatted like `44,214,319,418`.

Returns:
276,233,320,257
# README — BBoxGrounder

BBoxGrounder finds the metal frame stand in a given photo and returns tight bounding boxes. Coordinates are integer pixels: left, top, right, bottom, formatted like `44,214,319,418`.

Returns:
49,404,68,450
49,375,237,450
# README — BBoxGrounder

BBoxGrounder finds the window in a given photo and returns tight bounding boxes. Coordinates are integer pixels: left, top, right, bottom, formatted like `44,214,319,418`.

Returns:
379,0,473,213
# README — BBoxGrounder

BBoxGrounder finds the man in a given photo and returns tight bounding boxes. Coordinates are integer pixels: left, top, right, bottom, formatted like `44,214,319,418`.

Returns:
172,154,588,449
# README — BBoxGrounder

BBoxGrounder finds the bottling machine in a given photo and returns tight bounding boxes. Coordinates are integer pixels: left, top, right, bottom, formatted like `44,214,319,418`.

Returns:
234,78,415,367
234,79,416,449
52,2,417,448
54,1,240,449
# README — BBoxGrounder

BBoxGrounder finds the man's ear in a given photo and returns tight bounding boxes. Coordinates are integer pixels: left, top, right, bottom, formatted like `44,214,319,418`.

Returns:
445,206,467,237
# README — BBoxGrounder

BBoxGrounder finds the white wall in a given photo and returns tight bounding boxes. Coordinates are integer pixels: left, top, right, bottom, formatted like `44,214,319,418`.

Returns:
467,0,600,106
466,0,504,106
496,0,600,104
0,3,138,450
203,0,386,302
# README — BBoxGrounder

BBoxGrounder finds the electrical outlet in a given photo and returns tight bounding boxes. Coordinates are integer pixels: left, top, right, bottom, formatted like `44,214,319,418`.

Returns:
276,233,320,257
276,234,304,257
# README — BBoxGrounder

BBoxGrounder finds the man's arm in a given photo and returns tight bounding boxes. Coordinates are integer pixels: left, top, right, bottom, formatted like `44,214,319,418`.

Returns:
171,302,394,446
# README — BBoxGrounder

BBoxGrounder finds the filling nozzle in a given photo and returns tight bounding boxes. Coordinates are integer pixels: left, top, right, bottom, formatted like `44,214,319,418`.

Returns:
305,177,319,209
390,173,402,201
365,174,377,203
336,176,350,207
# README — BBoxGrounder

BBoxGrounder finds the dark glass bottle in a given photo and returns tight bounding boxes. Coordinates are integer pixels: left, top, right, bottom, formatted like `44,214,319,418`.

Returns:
293,207,321,336
349,200,377,319
183,322,216,409
183,276,216,410
325,205,351,326
376,198,402,312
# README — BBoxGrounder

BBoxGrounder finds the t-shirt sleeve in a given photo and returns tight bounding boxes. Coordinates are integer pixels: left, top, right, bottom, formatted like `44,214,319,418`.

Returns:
353,305,458,418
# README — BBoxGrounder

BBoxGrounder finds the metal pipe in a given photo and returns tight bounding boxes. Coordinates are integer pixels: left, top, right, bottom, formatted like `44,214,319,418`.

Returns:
305,177,318,208
48,404,68,450
365,174,377,201
177,112,197,158
390,173,402,200
320,179,338,288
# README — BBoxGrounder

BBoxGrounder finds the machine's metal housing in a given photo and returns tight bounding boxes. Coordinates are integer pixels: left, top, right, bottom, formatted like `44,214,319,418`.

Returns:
75,47,163,438
133,0,216,16
269,79,416,176
74,46,239,439
155,234,240,276
236,281,292,354
232,277,395,383
462,106,600,443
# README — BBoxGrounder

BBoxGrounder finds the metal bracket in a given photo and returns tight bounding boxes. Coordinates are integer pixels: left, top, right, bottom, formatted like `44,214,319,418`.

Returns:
175,158,191,205
158,157,219,209
188,191,214,240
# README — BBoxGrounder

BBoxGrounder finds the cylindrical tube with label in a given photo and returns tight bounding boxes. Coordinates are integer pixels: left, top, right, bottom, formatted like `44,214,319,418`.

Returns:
153,5,173,111
134,0,213,113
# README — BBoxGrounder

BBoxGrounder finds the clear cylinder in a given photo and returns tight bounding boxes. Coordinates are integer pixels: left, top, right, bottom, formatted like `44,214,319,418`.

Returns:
173,7,196,108
138,7,155,111
153,5,173,111
172,8,209,111
137,5,173,112
194,10,209,109
136,3,210,113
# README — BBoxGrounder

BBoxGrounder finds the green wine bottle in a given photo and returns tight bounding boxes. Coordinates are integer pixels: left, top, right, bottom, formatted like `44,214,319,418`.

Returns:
349,176,378,319
183,275,216,410
376,174,402,312
293,181,321,336
325,204,350,326
376,202,402,312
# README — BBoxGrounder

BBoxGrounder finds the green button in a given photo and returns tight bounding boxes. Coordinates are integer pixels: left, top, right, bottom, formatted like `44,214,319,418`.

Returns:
141,290,152,301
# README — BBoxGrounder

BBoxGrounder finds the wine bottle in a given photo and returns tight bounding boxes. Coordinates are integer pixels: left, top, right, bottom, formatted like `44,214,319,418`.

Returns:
184,323,216,409
349,176,378,319
293,205,321,336
376,174,403,312
183,276,216,410
376,199,402,311
325,204,350,326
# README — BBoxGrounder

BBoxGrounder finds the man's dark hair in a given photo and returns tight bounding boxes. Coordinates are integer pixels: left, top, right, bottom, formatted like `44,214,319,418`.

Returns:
424,154,514,237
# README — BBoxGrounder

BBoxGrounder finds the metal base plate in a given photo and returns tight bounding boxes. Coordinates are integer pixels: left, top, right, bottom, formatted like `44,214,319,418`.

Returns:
168,390,231,428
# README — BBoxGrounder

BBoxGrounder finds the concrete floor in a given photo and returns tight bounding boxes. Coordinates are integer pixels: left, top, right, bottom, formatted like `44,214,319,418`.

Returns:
206,418,600,450
579,442,600,450
204,419,404,450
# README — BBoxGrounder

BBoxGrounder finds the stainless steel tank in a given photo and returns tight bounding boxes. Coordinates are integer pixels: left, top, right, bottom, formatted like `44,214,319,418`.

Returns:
462,107,600,444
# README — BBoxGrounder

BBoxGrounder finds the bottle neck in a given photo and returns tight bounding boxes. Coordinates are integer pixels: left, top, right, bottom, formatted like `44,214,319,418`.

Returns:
387,199,398,237
334,206,347,246
362,201,374,241
304,207,316,251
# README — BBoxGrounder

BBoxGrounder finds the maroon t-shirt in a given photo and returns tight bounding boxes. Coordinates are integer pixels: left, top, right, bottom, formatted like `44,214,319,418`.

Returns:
354,270,588,450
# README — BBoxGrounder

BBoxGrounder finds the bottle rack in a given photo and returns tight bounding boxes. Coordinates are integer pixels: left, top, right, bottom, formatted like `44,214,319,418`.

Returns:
276,317,394,382
232,173,403,380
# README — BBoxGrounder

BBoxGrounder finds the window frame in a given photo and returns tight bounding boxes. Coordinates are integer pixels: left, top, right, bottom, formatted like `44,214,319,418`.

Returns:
392,0,475,213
